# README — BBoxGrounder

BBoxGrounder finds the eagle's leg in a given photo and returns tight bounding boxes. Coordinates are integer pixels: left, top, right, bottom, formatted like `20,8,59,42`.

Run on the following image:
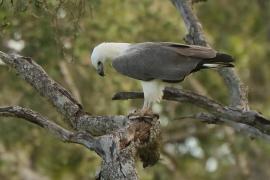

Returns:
141,100,155,116
127,98,155,118
128,81,162,119
128,102,158,119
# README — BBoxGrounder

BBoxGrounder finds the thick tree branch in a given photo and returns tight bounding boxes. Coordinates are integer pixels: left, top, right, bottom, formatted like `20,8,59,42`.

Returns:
0,106,74,140
113,88,270,140
170,0,249,110
0,106,103,153
0,52,81,124
0,51,155,179
174,113,270,141
0,50,162,179
0,51,129,136
0,106,157,172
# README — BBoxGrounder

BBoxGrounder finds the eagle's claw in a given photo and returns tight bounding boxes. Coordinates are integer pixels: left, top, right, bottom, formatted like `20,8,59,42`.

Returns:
128,109,159,120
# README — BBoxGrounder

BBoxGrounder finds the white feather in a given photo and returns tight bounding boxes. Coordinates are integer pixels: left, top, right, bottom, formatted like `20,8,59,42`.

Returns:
202,64,219,68
91,43,130,68
141,80,165,109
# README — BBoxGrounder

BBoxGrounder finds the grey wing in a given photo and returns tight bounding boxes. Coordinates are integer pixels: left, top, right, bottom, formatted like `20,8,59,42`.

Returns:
112,43,202,82
159,42,217,59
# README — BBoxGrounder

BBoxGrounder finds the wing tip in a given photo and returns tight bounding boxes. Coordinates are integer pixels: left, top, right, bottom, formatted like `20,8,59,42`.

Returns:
215,52,235,62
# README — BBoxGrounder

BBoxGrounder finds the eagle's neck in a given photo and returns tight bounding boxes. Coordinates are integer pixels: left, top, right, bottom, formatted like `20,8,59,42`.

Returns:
100,43,130,61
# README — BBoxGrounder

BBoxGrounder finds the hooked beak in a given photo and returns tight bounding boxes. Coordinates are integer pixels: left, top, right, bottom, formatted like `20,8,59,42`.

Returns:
97,62,105,77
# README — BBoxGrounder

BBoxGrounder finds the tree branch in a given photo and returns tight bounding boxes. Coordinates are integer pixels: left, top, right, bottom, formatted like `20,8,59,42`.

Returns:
0,106,73,140
0,106,103,153
0,105,160,173
0,52,81,124
0,51,129,136
170,0,249,110
112,87,270,140
0,50,161,179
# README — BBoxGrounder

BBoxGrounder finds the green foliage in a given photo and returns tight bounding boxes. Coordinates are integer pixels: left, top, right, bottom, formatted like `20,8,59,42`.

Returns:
1,0,270,179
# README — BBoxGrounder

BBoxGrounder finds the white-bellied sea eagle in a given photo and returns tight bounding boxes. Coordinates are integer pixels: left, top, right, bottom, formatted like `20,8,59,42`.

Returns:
90,42,234,116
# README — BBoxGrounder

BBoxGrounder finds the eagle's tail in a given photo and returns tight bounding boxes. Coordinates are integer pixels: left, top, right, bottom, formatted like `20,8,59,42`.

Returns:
192,52,234,72
202,52,234,68
191,52,234,73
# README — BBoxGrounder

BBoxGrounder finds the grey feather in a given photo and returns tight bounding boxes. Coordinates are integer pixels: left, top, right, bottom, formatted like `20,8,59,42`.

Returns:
112,42,231,82
159,42,216,59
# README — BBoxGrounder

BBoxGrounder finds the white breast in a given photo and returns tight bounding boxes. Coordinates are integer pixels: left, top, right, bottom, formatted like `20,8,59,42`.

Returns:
141,80,165,109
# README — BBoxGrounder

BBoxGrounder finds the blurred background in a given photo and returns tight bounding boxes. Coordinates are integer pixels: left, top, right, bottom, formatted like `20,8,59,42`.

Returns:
1,0,270,179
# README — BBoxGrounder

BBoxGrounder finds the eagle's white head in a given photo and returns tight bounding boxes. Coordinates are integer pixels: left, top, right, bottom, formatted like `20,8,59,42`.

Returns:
90,42,130,76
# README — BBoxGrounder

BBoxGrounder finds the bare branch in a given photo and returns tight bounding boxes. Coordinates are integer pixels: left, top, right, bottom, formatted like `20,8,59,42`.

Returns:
0,52,81,125
174,112,223,124
0,50,159,178
0,106,102,151
0,105,139,160
0,51,129,136
113,87,227,112
0,106,73,140
170,0,249,110
175,112,270,141
112,87,270,140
